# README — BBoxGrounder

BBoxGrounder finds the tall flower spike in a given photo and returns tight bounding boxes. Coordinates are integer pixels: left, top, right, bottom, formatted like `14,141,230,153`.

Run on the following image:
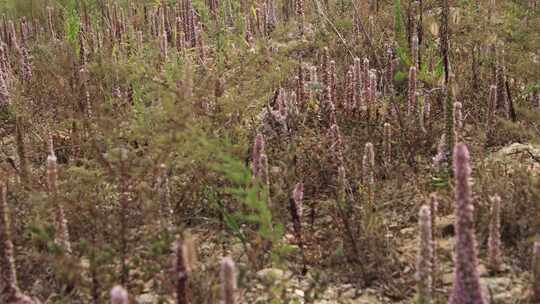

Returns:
362,142,375,207
252,133,265,181
329,123,344,163
259,153,271,210
8,20,32,83
453,102,463,144
411,31,419,68
449,144,485,304
321,47,330,89
0,182,19,299
47,6,56,40
296,65,305,106
416,205,433,304
160,30,168,62
220,257,236,304
486,85,497,140
296,0,305,34
424,96,431,129
362,58,370,105
353,57,362,110
344,65,354,111
0,62,9,106
429,193,439,291
495,64,510,119
533,241,540,302
385,47,395,95
408,66,417,116
329,60,337,107
368,69,377,109
173,237,191,304
487,194,502,273
532,91,540,108
157,164,174,233
383,123,391,164
47,137,72,254
110,285,128,304
290,181,306,273
292,182,304,218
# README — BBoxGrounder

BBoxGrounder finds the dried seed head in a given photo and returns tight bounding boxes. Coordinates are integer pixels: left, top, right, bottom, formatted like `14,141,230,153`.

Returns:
110,285,128,304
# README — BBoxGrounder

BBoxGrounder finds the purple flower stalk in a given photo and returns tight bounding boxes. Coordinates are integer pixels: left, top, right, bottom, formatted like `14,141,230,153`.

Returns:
368,69,377,106
362,142,375,186
362,142,375,206
416,205,433,304
487,195,502,273
344,65,355,111
449,144,486,304
329,60,337,106
486,85,497,138
0,63,9,106
0,182,18,300
408,66,417,116
47,139,72,254
385,46,395,95
353,57,362,110
453,102,463,143
411,32,419,68
220,257,236,304
362,58,370,105
329,123,344,164
292,182,304,218
383,123,391,164
429,193,439,290
252,133,265,180
173,237,191,304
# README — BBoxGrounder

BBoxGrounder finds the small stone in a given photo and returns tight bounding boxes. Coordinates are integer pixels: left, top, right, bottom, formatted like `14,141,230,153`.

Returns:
136,293,159,304
294,289,304,298
256,268,286,283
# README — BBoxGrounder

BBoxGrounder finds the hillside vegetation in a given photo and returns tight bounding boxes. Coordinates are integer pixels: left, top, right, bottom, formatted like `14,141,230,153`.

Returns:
0,0,539,303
